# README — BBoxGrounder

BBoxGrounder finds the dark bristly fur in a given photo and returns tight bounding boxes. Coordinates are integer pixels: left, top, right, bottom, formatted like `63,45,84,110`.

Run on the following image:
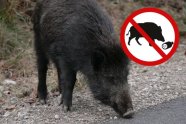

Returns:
33,0,134,117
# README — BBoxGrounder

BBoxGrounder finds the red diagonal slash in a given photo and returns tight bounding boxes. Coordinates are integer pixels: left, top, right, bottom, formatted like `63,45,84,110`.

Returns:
130,19,166,57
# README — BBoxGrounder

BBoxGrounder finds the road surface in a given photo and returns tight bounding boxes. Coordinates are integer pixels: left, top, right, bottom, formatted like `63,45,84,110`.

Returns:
107,97,186,124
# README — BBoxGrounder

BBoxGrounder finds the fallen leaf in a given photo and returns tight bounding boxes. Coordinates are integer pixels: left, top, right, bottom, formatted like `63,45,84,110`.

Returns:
5,105,16,111
24,98,36,104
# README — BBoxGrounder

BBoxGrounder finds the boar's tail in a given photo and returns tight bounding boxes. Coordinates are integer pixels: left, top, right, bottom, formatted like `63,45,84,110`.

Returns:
126,30,130,36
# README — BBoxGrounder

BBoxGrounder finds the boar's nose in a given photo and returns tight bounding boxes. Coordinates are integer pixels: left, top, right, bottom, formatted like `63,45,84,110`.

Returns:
123,107,134,119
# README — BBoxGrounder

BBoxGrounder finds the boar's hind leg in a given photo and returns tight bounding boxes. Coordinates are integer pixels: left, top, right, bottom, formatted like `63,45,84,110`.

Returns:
36,51,49,104
128,37,133,46
54,58,76,111
135,37,141,45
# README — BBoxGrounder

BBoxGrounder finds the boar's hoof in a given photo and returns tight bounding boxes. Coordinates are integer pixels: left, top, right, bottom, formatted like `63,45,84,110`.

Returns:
37,92,47,104
63,105,72,112
123,108,134,119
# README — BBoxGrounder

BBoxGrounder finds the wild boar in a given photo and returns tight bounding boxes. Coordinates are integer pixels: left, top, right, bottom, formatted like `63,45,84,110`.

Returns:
127,22,165,46
33,0,134,118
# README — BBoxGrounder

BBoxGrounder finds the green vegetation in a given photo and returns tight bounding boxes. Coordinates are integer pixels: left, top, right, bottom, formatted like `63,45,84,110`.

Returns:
0,0,33,73
0,0,185,78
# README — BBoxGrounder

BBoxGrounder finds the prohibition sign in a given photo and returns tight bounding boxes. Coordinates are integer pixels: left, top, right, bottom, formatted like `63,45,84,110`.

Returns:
120,8,179,66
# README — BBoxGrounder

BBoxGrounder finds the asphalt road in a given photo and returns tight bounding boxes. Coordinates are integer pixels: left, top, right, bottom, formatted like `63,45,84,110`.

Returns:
107,97,186,124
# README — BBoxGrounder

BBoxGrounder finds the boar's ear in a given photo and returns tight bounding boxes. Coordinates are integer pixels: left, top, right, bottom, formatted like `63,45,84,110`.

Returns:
91,50,106,71
159,26,162,31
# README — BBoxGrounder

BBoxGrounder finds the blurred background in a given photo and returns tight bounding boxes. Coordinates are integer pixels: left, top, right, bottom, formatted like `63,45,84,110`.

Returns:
0,0,186,113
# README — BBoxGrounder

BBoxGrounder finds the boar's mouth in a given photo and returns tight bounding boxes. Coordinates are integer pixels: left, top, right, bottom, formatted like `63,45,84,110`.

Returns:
112,102,123,115
112,102,134,119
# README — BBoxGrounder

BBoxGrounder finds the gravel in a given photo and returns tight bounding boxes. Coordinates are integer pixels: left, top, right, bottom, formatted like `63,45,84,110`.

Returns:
0,43,186,124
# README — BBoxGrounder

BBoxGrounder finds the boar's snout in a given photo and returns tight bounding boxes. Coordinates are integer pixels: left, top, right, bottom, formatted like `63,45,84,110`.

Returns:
112,101,134,118
123,108,134,118
111,87,134,118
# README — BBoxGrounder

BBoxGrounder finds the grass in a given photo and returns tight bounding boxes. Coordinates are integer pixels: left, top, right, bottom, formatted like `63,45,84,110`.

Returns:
0,0,18,24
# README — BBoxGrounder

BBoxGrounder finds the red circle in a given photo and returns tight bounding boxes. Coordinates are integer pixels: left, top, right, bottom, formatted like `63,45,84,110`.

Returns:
120,8,179,66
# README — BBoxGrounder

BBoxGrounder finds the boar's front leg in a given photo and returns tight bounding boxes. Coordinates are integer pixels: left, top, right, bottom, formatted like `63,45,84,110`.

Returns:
54,57,76,112
36,50,49,104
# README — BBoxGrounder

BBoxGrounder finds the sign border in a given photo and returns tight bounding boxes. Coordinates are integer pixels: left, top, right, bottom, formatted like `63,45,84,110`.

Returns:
120,7,180,66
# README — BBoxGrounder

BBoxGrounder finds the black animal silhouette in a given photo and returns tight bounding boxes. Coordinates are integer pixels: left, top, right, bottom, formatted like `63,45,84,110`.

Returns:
127,22,165,46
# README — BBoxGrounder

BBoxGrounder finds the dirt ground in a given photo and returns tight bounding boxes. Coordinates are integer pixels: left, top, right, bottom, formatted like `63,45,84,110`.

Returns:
0,0,186,124
0,40,185,124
